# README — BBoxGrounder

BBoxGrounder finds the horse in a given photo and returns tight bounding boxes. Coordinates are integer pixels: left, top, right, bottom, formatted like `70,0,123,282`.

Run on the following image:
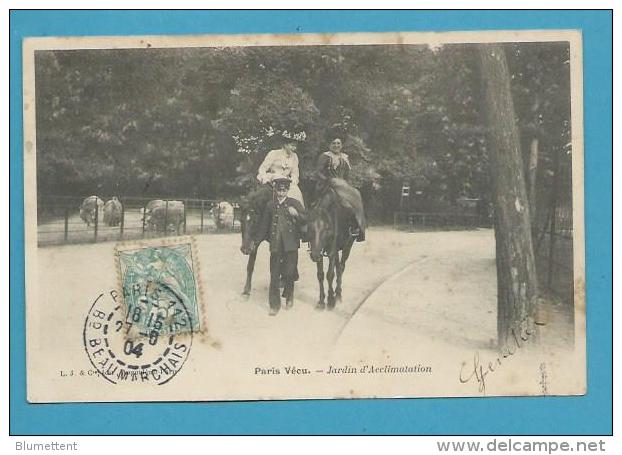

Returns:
307,184,363,309
239,184,273,295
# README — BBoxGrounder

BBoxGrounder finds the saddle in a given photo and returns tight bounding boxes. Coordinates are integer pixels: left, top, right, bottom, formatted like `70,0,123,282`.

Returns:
318,178,366,241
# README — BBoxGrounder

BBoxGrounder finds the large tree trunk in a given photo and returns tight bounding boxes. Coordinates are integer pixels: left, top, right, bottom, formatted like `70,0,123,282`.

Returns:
528,137,539,220
478,44,538,348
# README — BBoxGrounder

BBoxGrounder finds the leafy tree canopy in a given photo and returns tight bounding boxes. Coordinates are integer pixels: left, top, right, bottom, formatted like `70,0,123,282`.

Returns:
35,43,571,218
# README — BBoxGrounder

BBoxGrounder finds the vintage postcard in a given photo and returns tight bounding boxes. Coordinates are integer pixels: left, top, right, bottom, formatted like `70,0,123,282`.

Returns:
23,30,585,402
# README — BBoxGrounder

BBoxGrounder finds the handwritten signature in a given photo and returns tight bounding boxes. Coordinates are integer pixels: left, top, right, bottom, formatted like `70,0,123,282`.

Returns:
459,321,536,394
539,363,548,396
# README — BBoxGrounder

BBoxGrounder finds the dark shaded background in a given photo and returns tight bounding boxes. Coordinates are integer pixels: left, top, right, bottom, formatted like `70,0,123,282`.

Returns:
35,42,571,223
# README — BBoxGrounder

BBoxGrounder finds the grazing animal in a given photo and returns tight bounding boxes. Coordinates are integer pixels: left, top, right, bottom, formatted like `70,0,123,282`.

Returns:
212,201,235,230
239,185,272,295
144,200,185,234
103,197,123,227
79,195,104,227
141,199,164,228
308,185,364,309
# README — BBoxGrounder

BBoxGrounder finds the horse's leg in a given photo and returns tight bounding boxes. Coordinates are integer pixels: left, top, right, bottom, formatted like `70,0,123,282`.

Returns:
242,248,258,296
336,238,354,302
326,253,337,309
316,257,326,309
334,252,343,304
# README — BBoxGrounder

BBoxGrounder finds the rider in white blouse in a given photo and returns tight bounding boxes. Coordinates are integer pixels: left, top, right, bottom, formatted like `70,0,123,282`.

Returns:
257,140,305,207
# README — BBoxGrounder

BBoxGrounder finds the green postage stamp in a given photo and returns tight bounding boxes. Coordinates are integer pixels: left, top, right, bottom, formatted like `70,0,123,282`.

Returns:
115,237,203,337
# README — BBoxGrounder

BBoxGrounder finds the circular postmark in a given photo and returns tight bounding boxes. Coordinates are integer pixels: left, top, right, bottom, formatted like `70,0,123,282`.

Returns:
83,286,193,385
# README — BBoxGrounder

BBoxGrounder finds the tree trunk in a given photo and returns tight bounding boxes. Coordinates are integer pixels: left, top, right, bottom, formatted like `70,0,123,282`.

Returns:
478,44,539,348
528,137,539,220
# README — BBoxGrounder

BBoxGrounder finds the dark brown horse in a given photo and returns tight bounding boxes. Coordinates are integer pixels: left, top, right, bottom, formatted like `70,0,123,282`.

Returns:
239,184,272,295
307,186,361,309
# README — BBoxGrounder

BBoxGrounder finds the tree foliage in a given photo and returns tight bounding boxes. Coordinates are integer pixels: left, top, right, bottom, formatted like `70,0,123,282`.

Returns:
35,43,571,220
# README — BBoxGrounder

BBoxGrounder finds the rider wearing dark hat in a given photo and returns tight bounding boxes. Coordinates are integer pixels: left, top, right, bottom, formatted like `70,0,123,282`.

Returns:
253,176,308,315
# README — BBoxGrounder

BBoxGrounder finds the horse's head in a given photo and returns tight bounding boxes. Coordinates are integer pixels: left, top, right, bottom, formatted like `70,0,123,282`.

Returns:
239,186,272,255
308,193,335,263
239,200,259,255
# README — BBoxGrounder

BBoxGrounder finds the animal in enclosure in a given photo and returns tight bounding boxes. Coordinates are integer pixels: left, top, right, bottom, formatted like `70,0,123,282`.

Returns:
140,199,164,226
103,196,123,227
144,199,165,213
239,184,273,295
144,200,185,234
79,195,104,227
308,183,365,309
212,201,235,230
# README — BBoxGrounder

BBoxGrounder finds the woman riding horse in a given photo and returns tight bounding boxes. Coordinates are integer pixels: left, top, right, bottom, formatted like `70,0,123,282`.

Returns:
257,133,305,207
239,131,306,295
316,133,365,242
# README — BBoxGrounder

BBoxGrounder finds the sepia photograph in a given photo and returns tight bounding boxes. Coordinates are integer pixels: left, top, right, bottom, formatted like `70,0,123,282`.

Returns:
22,30,585,402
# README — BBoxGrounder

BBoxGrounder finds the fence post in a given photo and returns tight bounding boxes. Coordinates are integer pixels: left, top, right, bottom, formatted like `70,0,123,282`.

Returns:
64,207,69,243
164,200,169,236
217,203,222,231
120,203,125,240
200,200,205,233
547,148,561,291
547,210,558,291
142,203,146,238
94,203,99,243
184,199,188,234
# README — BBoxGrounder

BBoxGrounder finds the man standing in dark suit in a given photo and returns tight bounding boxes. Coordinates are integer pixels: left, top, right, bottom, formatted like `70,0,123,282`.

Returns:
254,177,308,315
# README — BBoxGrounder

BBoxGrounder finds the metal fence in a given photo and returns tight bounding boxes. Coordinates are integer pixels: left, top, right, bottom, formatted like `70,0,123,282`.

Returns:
393,211,485,230
393,197,493,231
533,149,574,304
37,195,241,247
